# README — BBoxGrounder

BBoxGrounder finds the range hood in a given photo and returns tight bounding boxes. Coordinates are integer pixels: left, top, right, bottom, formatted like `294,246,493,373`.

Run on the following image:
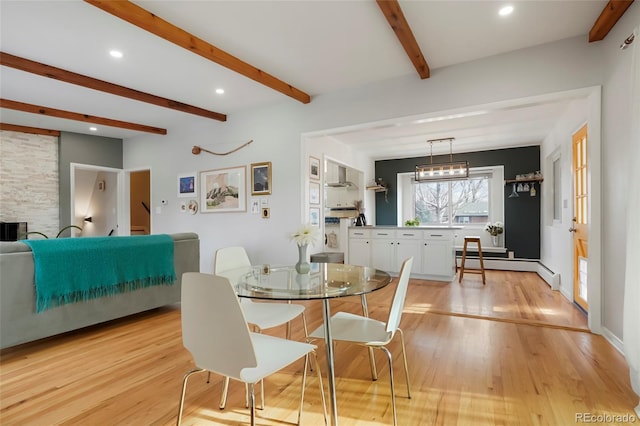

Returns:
326,166,356,188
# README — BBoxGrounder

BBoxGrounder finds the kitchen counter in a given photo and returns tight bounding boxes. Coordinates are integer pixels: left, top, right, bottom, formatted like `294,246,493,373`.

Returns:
350,225,463,230
347,226,457,281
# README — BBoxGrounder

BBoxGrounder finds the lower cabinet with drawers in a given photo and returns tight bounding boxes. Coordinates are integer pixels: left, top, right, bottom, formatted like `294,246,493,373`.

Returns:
348,227,456,281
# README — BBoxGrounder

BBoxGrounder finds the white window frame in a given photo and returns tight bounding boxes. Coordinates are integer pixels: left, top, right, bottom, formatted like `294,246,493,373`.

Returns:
397,165,505,247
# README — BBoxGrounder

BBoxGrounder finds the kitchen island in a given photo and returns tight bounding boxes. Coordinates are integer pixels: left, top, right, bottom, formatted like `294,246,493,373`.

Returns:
348,226,460,281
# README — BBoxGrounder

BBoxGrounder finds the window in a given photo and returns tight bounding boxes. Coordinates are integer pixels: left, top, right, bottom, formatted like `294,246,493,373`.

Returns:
398,166,504,229
414,176,490,225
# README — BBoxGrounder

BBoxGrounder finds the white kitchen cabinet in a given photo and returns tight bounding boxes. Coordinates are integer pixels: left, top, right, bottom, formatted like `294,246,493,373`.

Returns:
348,228,371,267
348,227,456,281
422,230,455,279
370,229,396,273
395,230,423,273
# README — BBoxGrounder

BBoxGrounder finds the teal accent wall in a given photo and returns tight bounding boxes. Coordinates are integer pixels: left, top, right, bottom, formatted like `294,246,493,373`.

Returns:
374,146,541,259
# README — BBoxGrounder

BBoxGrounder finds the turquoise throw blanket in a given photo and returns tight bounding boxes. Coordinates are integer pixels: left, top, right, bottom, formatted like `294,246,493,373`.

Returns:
24,234,176,313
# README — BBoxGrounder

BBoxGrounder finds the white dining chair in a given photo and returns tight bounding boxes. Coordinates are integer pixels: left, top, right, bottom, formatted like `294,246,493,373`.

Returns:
308,257,414,426
177,272,327,426
214,246,308,409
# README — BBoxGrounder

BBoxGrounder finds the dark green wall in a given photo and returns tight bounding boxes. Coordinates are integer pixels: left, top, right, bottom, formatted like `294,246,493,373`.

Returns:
374,146,541,259
59,132,123,228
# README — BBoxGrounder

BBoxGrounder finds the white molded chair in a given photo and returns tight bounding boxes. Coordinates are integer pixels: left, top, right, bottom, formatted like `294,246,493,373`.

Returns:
214,246,308,408
177,272,327,426
308,257,414,426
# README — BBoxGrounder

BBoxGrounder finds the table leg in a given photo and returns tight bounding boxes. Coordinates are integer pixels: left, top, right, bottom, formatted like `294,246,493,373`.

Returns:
322,299,339,426
360,294,378,381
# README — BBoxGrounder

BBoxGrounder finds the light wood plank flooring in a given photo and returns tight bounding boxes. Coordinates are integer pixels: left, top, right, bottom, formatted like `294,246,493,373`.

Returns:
1,271,636,425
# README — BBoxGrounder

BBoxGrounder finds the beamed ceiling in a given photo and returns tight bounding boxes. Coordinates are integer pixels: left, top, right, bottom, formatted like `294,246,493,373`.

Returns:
0,0,634,159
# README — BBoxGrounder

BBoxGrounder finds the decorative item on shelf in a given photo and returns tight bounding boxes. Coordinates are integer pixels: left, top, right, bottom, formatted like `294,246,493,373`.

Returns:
415,137,469,182
530,182,537,197
290,223,320,274
484,221,504,247
366,178,390,202
353,200,366,226
508,183,519,198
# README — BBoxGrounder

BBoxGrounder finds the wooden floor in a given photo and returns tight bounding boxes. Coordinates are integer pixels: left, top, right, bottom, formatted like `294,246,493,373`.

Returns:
1,271,637,425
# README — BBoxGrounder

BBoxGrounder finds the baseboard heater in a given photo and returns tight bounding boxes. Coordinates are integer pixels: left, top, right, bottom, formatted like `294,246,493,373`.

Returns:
456,256,560,290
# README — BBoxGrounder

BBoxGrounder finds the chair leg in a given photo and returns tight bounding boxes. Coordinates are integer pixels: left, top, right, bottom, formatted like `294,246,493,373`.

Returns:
297,355,309,425
313,351,329,426
301,312,314,373
177,368,204,426
248,382,256,426
360,294,378,381
379,347,398,426
219,376,230,409
397,328,412,399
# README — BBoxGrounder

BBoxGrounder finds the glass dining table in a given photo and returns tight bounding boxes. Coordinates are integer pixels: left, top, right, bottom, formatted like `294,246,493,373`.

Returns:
233,262,392,426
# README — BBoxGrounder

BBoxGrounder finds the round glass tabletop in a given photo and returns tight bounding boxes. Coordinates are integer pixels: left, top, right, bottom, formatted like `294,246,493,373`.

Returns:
233,263,392,301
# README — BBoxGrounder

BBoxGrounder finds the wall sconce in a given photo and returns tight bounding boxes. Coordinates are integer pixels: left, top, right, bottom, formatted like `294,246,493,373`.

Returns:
415,137,469,181
84,216,93,223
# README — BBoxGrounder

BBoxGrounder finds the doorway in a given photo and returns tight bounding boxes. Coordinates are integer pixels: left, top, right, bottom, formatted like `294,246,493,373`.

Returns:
129,170,151,235
70,163,122,237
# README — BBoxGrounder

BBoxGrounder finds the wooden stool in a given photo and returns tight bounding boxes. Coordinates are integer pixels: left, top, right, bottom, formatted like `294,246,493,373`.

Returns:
459,236,486,284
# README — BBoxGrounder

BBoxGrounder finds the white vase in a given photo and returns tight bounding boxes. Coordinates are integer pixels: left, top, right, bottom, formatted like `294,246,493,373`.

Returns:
492,235,500,247
295,244,310,274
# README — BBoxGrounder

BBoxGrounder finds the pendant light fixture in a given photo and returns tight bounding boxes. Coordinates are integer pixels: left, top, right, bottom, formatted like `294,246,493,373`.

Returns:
415,137,469,182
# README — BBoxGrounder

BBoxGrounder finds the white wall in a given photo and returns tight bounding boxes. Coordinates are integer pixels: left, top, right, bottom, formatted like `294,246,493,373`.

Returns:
540,99,589,299
597,6,640,339
123,9,640,343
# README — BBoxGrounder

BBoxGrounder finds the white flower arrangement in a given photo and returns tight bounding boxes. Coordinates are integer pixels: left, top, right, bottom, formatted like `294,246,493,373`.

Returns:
290,223,320,246
484,221,504,236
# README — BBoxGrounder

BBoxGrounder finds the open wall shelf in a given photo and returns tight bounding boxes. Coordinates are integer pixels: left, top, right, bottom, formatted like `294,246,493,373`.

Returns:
504,178,543,184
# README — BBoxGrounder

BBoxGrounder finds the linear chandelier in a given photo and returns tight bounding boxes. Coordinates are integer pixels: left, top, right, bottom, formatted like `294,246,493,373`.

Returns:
415,137,469,181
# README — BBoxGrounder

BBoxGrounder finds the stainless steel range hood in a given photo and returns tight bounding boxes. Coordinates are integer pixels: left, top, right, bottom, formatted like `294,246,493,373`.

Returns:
326,166,356,188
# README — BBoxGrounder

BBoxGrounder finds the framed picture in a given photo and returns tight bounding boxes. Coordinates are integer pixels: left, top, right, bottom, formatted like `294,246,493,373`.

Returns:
309,207,320,226
178,172,197,198
251,161,272,195
200,166,246,213
309,181,320,205
309,156,320,180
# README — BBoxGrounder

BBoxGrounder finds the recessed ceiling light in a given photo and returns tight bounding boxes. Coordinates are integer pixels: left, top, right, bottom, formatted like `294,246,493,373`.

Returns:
89,127,97,132
109,50,123,58
215,88,225,95
499,5,514,16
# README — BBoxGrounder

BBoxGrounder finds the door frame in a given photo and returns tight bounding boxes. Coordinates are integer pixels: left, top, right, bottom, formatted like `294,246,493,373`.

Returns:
124,167,153,236
70,162,125,236
584,87,602,334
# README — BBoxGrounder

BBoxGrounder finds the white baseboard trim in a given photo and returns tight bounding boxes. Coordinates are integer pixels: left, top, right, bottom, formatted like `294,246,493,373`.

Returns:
602,326,624,354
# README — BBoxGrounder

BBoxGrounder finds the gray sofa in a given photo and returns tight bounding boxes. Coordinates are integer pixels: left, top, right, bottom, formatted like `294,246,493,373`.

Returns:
0,232,199,349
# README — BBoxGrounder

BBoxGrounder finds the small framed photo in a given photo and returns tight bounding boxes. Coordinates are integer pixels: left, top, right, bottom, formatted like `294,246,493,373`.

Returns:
200,166,246,213
309,207,320,226
178,172,197,198
309,182,320,205
309,156,320,180
251,162,272,195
